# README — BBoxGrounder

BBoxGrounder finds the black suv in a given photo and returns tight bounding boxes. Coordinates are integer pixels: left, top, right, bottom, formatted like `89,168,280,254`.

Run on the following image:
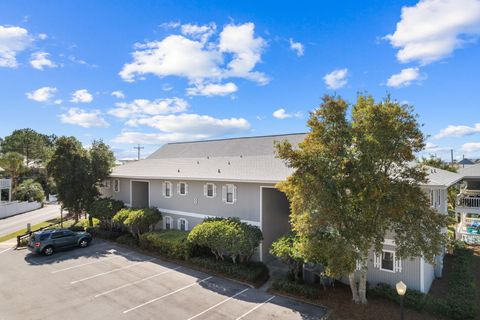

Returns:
28,229,92,256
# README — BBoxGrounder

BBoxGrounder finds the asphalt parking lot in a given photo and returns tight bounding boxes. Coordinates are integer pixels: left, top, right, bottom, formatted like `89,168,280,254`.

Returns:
0,239,327,320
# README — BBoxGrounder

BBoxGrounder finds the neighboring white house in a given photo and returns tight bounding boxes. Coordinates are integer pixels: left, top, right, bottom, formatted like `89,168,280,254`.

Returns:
102,133,461,293
455,163,480,244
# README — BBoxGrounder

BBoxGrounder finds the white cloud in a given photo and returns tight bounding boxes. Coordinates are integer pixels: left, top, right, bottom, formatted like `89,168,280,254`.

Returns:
108,97,188,118
71,89,93,103
424,141,452,153
387,67,424,87
26,87,57,102
38,33,48,40
323,68,348,89
30,51,57,70
272,108,302,119
186,82,238,96
126,113,250,136
59,108,109,128
289,38,304,56
54,99,62,105
0,25,32,67
120,22,268,86
461,142,480,153
112,132,202,145
162,83,173,91
180,23,216,43
434,123,480,139
386,0,480,65
111,90,125,99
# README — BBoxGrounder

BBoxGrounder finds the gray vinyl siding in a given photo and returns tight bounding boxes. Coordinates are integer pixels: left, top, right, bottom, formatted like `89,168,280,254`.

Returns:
112,178,131,205
424,261,435,292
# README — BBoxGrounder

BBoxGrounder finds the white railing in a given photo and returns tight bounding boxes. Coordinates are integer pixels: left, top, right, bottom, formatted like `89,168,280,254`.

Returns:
0,179,11,189
457,190,480,208
0,201,42,219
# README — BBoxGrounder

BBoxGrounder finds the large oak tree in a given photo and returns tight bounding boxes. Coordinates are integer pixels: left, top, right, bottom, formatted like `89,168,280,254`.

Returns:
276,95,446,304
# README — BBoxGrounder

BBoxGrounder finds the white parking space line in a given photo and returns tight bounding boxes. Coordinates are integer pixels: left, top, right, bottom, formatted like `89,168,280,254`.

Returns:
71,258,156,284
123,276,213,314
187,288,249,320
0,248,11,254
235,296,275,320
51,251,134,273
94,266,182,298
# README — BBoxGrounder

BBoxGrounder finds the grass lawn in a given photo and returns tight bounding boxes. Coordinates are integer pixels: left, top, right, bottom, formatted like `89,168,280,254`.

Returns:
0,218,75,243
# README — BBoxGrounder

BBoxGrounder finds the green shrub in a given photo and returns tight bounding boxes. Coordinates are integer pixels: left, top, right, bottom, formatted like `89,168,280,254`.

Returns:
189,256,269,285
139,231,191,260
68,218,100,232
270,233,303,281
271,277,320,300
116,233,138,247
14,179,45,202
88,198,124,230
369,283,427,311
113,207,161,238
188,217,262,263
86,226,125,240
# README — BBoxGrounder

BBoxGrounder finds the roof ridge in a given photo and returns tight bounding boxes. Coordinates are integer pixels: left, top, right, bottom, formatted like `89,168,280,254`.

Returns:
166,132,307,145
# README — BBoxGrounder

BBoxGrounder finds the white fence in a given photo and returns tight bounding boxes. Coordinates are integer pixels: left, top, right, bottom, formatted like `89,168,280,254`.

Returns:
0,201,42,219
0,179,11,189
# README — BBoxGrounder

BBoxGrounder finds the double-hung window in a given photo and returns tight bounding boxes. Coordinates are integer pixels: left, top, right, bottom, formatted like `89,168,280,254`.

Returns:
178,218,188,231
381,251,394,272
113,179,120,193
374,249,402,273
163,181,172,198
178,182,188,196
222,184,236,204
204,183,216,198
164,216,172,230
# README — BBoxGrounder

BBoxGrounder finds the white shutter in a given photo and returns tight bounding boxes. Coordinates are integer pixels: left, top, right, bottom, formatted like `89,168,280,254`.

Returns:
233,185,237,203
177,183,181,194
222,185,227,202
394,256,402,273
204,184,207,196
185,183,189,195
355,260,362,271
373,252,381,269
213,184,217,197
162,182,166,197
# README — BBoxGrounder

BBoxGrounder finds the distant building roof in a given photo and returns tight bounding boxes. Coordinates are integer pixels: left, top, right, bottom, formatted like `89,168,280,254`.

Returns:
458,158,475,165
458,163,480,178
111,133,460,186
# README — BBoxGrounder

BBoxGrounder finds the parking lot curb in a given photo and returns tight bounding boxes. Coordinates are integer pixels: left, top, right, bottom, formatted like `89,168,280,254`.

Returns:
268,288,330,319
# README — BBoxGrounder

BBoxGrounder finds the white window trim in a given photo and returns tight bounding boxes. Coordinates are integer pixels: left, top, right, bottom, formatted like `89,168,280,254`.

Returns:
113,179,120,193
380,250,395,273
177,218,189,231
177,182,188,196
102,179,111,189
204,183,216,198
164,216,173,230
223,184,237,204
163,181,173,198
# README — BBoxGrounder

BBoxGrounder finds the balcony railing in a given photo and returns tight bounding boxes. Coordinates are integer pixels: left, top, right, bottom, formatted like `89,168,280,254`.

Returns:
457,190,480,208
0,179,11,189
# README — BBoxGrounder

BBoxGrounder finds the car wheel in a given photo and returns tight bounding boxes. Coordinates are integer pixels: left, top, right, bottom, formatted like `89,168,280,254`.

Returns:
79,238,89,248
43,246,54,256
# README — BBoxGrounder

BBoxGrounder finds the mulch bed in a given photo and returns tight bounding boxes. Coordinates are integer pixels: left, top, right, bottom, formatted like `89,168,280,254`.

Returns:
271,282,441,320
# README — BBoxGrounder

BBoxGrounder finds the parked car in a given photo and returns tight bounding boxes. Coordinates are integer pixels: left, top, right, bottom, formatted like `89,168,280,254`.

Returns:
27,229,92,256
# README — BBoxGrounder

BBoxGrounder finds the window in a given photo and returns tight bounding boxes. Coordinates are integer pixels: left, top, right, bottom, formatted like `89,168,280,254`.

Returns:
178,218,188,231
51,231,65,239
204,183,216,198
102,180,111,188
164,216,172,230
381,251,394,271
113,179,120,193
163,181,172,198
223,184,236,204
178,182,188,195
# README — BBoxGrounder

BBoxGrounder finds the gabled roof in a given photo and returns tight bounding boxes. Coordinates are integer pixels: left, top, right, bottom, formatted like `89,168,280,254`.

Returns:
110,133,460,186
458,158,475,165
458,163,480,178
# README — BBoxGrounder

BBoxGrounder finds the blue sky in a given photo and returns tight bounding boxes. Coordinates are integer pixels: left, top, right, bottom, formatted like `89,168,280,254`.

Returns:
1,0,479,160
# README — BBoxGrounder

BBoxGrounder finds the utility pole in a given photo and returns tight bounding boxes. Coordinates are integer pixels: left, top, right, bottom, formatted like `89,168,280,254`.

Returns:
134,144,144,161
451,149,454,165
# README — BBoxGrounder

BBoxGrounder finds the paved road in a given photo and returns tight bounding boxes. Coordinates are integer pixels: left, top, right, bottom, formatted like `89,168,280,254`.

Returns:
0,204,61,237
0,240,327,320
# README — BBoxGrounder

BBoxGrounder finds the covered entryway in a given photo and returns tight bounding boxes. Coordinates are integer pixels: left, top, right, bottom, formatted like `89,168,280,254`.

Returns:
131,181,149,208
261,187,291,262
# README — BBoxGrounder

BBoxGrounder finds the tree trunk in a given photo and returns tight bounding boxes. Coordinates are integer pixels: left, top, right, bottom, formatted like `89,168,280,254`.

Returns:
348,272,360,303
359,267,368,304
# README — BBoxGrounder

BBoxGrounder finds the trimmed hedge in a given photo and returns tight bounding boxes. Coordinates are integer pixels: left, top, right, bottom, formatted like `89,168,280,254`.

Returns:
85,226,125,240
189,256,269,285
369,247,477,320
116,233,138,247
271,277,320,300
139,231,191,260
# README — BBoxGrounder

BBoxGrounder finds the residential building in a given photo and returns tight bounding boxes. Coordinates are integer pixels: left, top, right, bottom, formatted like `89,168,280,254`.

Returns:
455,163,480,244
103,133,460,293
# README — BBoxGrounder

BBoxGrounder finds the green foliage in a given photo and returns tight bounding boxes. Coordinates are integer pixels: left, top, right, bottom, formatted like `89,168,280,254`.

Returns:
270,233,303,281
116,233,138,247
271,277,320,300
14,179,45,202
1,128,56,164
188,217,263,263
113,208,162,239
139,231,191,260
275,94,447,303
189,256,269,286
85,226,125,240
421,156,457,173
47,137,115,221
88,198,124,230
369,248,476,320
0,152,26,192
